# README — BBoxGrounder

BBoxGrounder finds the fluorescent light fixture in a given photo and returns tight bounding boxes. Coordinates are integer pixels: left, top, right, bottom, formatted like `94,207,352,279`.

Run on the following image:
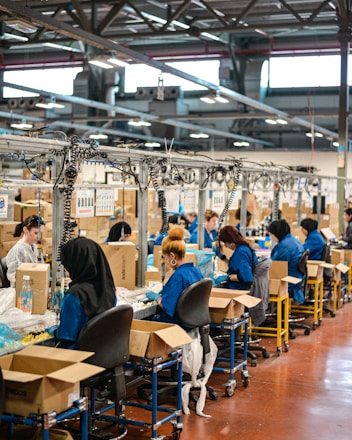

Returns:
315,132,323,137
10,121,33,130
144,142,161,148
306,132,313,138
189,132,209,139
200,91,229,104
333,141,339,147
265,119,277,125
128,119,151,127
35,98,65,109
5,18,37,34
306,132,323,138
89,133,108,140
89,54,129,69
277,118,288,125
233,141,250,147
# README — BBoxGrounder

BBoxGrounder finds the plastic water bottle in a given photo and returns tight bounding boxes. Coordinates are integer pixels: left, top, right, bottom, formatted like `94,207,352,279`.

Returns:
19,275,32,313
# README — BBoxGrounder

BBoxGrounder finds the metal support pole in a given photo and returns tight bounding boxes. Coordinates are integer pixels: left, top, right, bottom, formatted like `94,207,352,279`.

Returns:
137,159,148,287
198,168,207,249
240,172,248,235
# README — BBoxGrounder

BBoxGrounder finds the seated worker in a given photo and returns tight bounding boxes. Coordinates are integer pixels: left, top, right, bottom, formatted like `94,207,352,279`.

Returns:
154,214,190,246
217,225,258,290
6,215,46,285
268,219,305,303
235,208,252,236
106,221,132,242
186,211,198,234
147,226,203,328
339,208,352,249
190,209,219,250
251,210,282,237
56,237,117,349
300,218,326,260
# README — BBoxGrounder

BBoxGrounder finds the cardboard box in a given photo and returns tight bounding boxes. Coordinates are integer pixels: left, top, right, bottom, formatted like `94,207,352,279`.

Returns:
307,260,326,280
320,227,336,241
14,202,44,223
129,319,193,360
344,250,352,264
208,287,261,324
78,216,110,231
331,249,344,265
81,229,109,243
0,222,17,242
269,261,301,296
0,345,103,416
100,242,137,290
15,263,50,314
0,240,17,257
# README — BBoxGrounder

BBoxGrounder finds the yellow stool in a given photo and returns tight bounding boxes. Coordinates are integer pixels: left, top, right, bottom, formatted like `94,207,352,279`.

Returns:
290,276,323,330
249,293,289,356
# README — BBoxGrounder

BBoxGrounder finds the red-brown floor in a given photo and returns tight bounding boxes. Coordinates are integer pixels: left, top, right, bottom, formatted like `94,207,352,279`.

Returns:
2,297,352,439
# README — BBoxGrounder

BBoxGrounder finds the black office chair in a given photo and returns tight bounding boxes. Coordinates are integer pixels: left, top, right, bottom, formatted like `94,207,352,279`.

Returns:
68,304,133,438
289,249,311,338
0,257,10,288
138,278,218,405
321,243,336,317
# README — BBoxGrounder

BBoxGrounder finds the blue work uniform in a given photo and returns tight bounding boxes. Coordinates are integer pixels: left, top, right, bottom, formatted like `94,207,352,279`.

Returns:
190,227,218,249
156,262,203,328
271,233,305,303
227,244,258,290
303,230,326,261
188,218,198,234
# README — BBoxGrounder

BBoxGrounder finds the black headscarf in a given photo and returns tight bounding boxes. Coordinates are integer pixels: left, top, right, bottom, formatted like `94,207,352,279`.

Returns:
267,220,290,241
60,237,116,318
300,218,318,234
108,221,132,242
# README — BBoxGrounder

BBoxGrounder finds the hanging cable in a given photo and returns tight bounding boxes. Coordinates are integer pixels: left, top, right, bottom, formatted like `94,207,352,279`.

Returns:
145,157,168,234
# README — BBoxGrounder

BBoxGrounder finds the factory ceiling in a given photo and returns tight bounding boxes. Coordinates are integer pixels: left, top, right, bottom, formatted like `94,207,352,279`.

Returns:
0,0,350,152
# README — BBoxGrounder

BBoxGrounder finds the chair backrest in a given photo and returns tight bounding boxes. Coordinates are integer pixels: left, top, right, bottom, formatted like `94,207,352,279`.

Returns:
0,257,10,288
175,278,212,329
298,249,310,296
76,304,133,369
321,243,331,263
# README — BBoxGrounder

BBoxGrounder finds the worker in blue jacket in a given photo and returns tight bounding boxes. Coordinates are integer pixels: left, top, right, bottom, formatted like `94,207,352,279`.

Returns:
268,220,305,303
300,218,326,260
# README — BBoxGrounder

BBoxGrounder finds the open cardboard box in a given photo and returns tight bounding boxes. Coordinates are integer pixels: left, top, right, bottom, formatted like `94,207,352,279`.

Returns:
129,319,193,360
209,287,261,323
331,249,345,265
0,345,103,416
269,261,301,296
307,260,335,280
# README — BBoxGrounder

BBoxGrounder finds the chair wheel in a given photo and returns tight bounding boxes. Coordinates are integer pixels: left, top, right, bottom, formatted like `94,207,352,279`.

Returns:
209,390,218,400
304,328,310,335
263,351,270,359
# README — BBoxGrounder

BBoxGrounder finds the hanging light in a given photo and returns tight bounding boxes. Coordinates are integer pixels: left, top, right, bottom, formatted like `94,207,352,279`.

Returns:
200,90,229,104
144,142,161,148
89,133,108,140
128,119,151,127
189,132,209,139
88,54,129,69
10,120,33,130
35,97,65,109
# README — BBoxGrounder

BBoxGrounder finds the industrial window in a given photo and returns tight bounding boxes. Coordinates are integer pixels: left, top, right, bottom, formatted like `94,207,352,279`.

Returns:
124,60,220,93
267,55,342,88
3,67,83,98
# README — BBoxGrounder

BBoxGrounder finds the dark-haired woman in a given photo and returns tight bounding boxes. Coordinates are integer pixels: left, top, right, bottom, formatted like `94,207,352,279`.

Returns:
106,221,132,242
5,215,45,285
56,237,117,349
218,225,258,290
341,208,352,249
268,219,305,303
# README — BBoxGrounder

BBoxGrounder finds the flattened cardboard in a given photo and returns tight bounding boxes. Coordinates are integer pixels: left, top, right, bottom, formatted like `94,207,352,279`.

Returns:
335,263,350,274
129,319,193,360
320,227,336,241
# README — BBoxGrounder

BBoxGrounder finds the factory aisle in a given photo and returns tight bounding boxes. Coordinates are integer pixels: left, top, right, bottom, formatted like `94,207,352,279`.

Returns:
1,298,352,440
123,298,352,440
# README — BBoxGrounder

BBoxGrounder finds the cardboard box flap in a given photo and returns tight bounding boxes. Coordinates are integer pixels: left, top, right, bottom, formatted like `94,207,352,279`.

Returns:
233,294,261,308
320,228,336,240
269,261,288,278
155,326,192,347
209,297,232,309
20,345,95,363
336,263,350,274
129,330,152,357
2,370,42,383
308,260,334,268
281,275,301,284
47,362,104,383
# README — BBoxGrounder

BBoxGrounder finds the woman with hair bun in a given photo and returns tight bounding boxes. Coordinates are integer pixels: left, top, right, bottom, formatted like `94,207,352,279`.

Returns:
147,226,203,327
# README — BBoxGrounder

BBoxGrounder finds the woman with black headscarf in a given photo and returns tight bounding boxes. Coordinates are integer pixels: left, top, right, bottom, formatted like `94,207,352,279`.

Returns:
268,219,305,303
56,237,117,348
300,218,326,260
107,221,132,242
